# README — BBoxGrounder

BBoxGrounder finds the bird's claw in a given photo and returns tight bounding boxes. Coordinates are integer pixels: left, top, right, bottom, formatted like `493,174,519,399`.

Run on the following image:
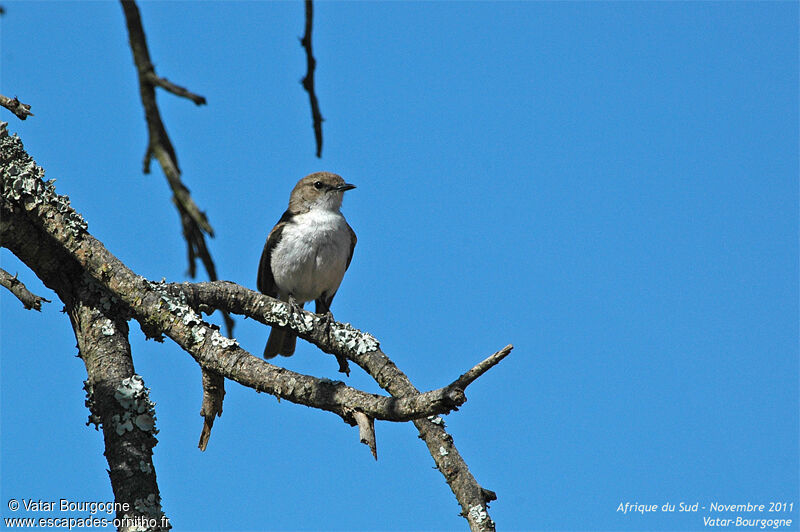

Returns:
320,310,335,336
286,295,304,325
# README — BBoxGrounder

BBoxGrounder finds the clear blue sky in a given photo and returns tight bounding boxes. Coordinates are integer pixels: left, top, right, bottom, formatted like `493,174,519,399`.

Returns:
1,2,798,531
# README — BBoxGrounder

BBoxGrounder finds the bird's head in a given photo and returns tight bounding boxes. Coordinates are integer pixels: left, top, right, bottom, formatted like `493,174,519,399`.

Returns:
289,172,356,212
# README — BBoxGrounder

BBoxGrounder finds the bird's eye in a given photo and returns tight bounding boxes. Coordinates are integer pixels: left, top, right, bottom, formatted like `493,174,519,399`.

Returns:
314,181,324,190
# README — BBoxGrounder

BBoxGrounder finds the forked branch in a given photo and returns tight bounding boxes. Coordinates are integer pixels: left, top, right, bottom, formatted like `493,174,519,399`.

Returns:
0,125,505,532
119,1,222,284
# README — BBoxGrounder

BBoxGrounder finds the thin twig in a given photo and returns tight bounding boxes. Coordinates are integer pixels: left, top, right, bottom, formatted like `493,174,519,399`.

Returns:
0,268,49,310
452,345,513,390
144,72,206,105
300,0,323,158
0,94,33,120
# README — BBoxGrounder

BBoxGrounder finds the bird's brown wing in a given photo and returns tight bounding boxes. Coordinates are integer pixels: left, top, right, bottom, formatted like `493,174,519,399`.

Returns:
345,222,357,270
257,210,293,296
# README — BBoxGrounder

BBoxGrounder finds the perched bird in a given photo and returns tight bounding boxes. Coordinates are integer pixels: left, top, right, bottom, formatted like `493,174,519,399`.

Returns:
257,172,357,358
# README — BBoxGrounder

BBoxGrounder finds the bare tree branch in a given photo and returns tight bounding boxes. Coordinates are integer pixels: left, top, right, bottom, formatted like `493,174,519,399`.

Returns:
300,0,324,158
118,1,220,279
452,345,513,389
358,354,501,532
151,285,506,531
0,125,506,531
0,267,49,310
0,94,33,120
173,284,506,531
164,283,505,531
165,280,508,400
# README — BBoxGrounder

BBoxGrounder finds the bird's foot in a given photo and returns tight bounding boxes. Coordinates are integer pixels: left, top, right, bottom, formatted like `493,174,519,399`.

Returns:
286,295,304,323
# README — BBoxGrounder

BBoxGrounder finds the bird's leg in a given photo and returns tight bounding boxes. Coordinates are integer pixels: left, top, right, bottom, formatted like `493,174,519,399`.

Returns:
316,309,335,346
319,309,334,331
319,310,350,376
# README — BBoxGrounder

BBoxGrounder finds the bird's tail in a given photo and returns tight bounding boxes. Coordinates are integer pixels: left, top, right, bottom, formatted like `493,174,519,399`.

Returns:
264,327,297,358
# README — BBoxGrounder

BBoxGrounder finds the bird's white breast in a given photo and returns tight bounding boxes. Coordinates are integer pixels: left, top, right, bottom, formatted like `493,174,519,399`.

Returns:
270,209,351,303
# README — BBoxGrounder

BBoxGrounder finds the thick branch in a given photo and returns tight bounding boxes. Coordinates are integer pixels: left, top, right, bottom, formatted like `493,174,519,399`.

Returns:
0,267,49,310
161,286,504,531
0,94,33,120
168,281,506,396
0,149,167,529
165,284,504,531
0,130,469,424
300,0,323,158
70,299,169,531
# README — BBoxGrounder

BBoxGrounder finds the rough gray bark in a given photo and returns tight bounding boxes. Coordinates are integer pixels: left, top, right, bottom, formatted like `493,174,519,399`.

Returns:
71,300,168,532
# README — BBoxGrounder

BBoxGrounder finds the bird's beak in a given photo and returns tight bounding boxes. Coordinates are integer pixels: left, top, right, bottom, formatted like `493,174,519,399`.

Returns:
335,183,356,192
